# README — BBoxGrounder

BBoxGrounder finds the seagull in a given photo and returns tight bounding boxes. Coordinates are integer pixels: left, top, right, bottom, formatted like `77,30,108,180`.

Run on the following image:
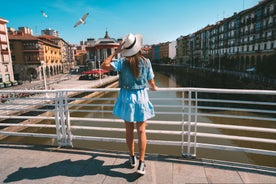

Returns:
74,12,89,28
41,10,48,18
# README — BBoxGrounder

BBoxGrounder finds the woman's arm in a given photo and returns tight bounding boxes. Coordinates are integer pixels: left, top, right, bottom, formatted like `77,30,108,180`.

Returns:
148,78,158,91
101,41,125,71
100,52,117,71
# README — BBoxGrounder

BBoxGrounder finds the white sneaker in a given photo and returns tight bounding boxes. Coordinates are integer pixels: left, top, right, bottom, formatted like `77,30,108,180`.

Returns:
136,160,146,175
129,155,137,167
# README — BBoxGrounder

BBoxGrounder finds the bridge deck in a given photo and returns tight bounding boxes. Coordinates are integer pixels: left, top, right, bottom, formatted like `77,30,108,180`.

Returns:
0,144,275,184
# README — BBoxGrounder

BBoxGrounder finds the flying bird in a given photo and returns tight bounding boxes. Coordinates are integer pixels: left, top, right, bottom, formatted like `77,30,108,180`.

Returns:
41,11,48,18
74,12,89,28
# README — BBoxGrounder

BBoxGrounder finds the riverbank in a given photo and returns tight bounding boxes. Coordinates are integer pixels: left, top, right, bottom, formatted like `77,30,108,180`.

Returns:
1,74,119,91
153,64,276,90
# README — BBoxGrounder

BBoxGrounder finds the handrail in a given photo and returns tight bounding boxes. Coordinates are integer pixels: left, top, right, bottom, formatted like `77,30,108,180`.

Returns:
0,87,275,168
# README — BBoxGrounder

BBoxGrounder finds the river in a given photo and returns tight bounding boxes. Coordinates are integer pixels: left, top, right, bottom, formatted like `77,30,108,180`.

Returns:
1,72,276,168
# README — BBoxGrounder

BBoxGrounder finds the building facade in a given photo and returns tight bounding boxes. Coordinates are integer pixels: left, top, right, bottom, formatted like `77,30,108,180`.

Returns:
85,31,119,69
150,41,176,63
0,17,15,87
41,28,60,37
39,34,74,73
9,28,63,81
176,0,276,71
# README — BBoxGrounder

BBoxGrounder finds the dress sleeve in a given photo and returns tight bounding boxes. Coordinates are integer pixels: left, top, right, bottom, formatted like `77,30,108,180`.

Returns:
110,58,123,71
146,59,155,81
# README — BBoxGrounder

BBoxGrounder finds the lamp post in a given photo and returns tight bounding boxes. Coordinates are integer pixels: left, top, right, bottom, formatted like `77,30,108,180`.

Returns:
41,61,47,90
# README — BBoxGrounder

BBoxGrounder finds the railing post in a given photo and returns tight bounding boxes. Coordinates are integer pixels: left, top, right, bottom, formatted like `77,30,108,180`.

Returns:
193,91,198,158
182,89,197,158
183,89,192,158
181,90,185,155
54,91,72,147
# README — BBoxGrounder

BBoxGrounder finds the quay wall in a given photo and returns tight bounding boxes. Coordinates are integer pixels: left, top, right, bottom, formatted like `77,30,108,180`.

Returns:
153,64,276,90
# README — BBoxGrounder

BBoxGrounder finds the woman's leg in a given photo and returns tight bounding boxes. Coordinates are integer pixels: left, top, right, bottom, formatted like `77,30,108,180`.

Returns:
125,122,135,156
136,121,147,161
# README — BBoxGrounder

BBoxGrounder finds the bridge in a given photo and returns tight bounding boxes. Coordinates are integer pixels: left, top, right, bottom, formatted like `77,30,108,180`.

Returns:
0,76,276,183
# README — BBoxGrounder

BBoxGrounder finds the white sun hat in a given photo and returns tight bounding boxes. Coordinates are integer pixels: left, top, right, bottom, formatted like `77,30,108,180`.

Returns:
120,33,143,57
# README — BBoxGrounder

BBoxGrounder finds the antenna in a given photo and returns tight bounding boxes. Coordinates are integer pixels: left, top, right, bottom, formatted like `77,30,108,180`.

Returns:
243,0,245,10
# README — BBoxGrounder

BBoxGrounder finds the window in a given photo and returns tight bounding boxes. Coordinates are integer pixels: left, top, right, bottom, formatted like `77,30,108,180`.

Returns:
5,74,10,81
0,24,5,32
4,65,8,72
3,55,10,62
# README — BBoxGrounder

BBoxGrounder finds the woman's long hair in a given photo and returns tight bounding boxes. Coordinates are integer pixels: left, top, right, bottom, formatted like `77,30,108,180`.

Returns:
126,51,146,78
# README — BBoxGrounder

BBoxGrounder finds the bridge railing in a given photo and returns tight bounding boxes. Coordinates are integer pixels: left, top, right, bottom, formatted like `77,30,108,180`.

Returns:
0,88,276,163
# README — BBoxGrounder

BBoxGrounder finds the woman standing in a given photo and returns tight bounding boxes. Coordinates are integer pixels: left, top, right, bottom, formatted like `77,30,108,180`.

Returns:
101,33,157,175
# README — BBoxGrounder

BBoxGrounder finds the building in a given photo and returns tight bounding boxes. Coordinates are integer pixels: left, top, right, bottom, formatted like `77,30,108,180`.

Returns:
41,28,59,37
85,31,119,69
9,27,62,81
169,41,177,62
151,41,177,63
176,35,190,65
176,0,276,71
38,34,74,73
0,17,15,87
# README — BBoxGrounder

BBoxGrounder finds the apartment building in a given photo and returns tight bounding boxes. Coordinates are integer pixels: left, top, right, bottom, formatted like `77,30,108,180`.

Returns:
0,17,15,87
176,0,276,71
150,41,176,63
38,34,73,73
176,35,190,65
9,27,62,81
41,28,60,37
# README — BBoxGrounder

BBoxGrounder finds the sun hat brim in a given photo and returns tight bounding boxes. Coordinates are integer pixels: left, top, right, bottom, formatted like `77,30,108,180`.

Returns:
121,34,143,57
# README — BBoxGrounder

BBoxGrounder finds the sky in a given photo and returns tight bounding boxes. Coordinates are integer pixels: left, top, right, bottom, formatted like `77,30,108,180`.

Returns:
1,0,260,45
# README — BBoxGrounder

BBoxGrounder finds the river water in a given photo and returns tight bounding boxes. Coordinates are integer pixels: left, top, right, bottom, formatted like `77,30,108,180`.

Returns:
2,72,276,168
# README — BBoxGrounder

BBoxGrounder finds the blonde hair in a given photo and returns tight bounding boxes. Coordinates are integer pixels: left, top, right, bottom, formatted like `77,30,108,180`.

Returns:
126,51,146,78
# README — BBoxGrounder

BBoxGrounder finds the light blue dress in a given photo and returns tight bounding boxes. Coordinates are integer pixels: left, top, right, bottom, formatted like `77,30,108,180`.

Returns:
111,57,155,122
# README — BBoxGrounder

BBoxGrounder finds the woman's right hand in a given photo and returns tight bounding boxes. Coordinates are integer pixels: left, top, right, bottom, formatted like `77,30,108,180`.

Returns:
116,40,125,54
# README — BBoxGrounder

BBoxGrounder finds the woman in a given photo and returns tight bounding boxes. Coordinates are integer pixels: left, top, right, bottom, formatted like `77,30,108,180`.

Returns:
101,33,157,175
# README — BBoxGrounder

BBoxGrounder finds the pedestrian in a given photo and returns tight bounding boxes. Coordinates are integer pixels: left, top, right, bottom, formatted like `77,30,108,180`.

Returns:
101,33,158,175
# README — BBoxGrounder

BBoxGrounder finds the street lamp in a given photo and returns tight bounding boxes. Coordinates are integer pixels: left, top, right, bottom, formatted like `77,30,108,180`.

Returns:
41,61,47,90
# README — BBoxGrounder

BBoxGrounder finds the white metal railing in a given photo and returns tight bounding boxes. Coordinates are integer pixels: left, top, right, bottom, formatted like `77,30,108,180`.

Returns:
0,88,276,164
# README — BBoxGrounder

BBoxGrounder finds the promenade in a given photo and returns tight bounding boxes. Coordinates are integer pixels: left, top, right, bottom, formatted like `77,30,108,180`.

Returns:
1,144,276,184
3,74,119,91
1,74,276,183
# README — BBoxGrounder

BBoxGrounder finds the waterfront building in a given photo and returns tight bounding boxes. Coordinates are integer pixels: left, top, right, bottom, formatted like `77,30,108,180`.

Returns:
151,41,176,63
169,41,177,62
176,35,190,65
0,17,15,87
176,0,276,72
38,34,73,74
8,27,62,81
85,31,119,69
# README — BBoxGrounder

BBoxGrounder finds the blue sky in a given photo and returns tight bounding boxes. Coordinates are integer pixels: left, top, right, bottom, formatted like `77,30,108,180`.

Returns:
1,0,260,45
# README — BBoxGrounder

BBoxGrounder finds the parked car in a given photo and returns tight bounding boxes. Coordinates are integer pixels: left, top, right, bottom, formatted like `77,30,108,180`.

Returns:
0,82,4,88
11,81,18,86
4,81,11,88
17,80,23,85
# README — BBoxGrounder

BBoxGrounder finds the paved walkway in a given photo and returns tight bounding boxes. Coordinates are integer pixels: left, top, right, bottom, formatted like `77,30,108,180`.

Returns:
3,74,119,91
0,144,276,184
